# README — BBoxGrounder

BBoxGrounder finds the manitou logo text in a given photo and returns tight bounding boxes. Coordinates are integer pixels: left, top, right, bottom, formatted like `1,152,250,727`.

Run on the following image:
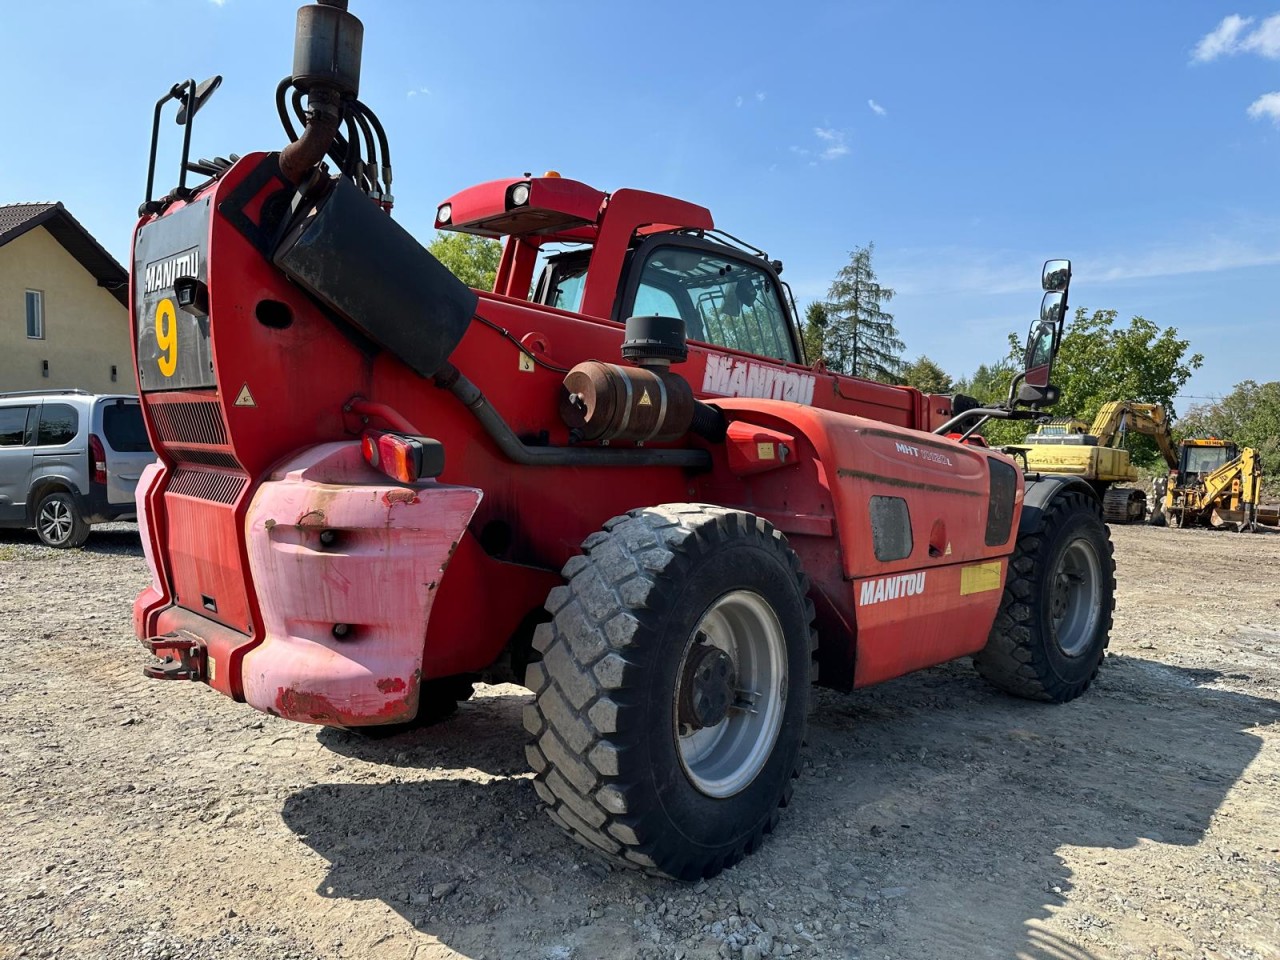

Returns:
858,572,927,606
702,354,816,405
144,249,200,294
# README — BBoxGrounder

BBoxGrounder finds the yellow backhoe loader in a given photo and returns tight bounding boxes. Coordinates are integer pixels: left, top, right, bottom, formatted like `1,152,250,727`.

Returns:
1014,401,1178,524
1150,440,1277,531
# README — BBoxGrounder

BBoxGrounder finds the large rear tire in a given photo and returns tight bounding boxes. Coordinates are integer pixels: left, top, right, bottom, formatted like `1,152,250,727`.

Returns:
975,490,1115,703
523,504,815,880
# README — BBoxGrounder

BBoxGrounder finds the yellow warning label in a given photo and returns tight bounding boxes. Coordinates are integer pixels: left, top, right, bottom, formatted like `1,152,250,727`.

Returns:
207,657,217,683
233,383,256,408
756,442,775,460
960,561,1003,596
638,389,652,407
518,353,535,373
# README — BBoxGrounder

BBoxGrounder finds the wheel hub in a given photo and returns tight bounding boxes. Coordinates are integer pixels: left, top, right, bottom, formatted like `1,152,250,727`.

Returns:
678,636,736,730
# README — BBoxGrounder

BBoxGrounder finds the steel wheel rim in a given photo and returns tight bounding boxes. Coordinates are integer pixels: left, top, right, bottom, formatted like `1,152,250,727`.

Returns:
674,590,787,798
1051,539,1102,657
38,499,72,544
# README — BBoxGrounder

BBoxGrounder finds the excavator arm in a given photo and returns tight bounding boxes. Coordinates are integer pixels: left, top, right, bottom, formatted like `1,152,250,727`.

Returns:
1087,401,1179,469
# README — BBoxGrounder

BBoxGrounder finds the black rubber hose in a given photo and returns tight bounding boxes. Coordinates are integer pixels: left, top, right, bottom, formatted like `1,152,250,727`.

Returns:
354,101,391,172
276,78,301,142
435,364,711,469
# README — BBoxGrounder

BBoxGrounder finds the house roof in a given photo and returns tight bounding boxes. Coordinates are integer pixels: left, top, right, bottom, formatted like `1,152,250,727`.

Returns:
0,202,128,307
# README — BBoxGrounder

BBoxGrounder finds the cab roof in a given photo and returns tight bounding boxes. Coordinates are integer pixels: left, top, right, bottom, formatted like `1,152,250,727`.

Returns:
434,174,713,244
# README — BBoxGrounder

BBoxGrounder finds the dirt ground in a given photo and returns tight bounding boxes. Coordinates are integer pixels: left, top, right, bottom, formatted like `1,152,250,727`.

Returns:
1,522,1278,960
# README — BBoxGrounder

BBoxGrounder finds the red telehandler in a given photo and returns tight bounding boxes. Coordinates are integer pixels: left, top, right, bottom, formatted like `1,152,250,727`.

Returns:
130,1,1115,880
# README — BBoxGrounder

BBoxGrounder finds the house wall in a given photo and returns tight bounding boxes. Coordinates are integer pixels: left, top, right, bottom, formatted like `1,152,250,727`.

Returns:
0,227,131,394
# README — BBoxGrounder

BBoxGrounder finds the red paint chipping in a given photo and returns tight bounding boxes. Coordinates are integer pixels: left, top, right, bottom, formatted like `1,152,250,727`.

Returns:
382,489,419,507
376,677,406,693
275,685,415,725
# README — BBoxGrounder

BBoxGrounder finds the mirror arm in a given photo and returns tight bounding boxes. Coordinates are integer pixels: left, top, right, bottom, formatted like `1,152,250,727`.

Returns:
934,406,1042,437
1006,369,1027,408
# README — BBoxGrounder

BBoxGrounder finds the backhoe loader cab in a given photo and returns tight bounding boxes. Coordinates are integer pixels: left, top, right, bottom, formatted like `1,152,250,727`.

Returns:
1175,439,1237,483
126,0,1116,882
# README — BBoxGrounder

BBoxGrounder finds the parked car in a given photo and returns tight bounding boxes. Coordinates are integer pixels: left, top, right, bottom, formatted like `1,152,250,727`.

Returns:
0,390,154,547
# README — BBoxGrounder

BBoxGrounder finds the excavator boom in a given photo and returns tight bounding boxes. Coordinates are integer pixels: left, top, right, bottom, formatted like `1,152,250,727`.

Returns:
1086,401,1179,470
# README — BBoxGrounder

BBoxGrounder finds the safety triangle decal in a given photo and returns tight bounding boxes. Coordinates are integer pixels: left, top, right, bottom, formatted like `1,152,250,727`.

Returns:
233,383,257,408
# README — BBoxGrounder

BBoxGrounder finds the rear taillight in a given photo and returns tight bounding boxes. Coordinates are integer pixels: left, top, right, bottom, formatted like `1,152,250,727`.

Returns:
88,434,108,485
361,430,444,484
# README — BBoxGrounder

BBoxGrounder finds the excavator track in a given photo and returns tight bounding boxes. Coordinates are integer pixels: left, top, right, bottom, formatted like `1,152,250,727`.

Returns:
1102,486,1147,524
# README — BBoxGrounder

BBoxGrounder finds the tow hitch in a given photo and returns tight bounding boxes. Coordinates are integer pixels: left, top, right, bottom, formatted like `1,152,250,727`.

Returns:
143,634,206,681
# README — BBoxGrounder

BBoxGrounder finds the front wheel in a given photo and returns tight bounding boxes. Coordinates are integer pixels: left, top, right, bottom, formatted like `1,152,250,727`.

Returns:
523,504,815,880
34,490,89,549
975,489,1115,703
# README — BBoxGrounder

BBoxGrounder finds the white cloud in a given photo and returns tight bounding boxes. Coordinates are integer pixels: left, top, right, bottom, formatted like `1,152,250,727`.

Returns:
868,99,887,116
755,91,766,102
735,95,744,108
1247,91,1280,123
888,230,1280,300
406,87,431,98
813,127,849,160
1192,14,1253,62
1241,13,1280,57
1192,12,1280,62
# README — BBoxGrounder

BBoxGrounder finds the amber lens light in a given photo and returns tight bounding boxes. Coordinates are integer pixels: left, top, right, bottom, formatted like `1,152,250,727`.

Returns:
361,430,425,483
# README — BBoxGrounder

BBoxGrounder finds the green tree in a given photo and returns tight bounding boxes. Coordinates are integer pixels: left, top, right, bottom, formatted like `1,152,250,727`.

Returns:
953,356,1025,445
427,231,502,290
1005,307,1202,464
800,301,828,366
1010,308,1202,418
821,243,904,381
901,355,953,395
1177,380,1280,475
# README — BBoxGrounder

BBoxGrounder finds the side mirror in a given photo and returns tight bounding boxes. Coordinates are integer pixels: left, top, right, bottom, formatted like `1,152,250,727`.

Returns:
176,75,223,125
1042,259,1071,292
1022,321,1055,388
1040,290,1066,326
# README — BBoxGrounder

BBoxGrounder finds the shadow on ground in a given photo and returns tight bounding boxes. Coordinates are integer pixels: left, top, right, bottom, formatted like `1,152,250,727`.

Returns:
282,656,1280,959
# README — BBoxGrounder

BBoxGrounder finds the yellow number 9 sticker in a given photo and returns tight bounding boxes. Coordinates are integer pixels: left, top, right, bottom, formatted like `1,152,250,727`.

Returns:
155,298,178,377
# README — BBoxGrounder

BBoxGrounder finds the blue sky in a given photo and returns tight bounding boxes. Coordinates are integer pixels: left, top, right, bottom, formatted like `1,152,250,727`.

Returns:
3,1,1278,411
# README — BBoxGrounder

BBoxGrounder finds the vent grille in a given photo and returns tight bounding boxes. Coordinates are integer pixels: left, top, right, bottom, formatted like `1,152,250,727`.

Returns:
149,399,228,446
170,448,242,469
167,469,247,505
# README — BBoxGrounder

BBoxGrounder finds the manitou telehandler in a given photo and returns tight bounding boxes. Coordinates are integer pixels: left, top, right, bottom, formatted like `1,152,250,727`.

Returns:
129,1,1115,880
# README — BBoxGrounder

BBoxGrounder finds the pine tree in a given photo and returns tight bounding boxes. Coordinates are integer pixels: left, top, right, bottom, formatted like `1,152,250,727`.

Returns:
822,243,904,381
800,302,828,366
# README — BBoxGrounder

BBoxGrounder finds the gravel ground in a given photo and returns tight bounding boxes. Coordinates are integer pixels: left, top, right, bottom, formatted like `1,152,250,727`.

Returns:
1,521,1278,960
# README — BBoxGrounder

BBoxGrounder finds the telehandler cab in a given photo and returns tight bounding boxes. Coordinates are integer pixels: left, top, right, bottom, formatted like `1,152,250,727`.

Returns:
129,1,1115,879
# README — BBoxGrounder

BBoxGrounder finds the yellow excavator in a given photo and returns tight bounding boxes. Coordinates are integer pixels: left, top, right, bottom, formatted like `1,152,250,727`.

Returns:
1014,401,1179,524
1150,439,1277,531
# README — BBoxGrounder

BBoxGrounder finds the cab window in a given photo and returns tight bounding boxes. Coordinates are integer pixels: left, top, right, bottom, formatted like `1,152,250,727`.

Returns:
533,250,589,314
628,245,796,362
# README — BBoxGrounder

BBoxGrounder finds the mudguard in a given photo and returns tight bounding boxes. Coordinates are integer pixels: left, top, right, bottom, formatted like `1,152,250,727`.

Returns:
240,442,482,725
1020,474,1100,531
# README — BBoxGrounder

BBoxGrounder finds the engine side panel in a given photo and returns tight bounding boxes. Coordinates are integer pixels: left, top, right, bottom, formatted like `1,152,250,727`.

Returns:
703,400,1022,688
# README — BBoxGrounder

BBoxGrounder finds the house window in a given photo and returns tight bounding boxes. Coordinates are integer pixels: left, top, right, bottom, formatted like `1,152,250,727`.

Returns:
25,290,44,340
